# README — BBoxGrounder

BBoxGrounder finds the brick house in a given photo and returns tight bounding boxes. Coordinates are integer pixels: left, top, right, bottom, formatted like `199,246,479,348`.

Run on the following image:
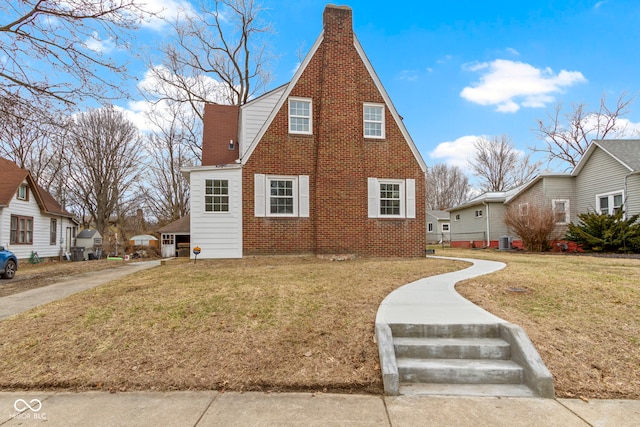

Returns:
183,5,427,259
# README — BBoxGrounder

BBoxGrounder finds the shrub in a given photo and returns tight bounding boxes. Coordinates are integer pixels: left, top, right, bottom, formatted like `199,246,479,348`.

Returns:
565,211,640,252
504,200,557,252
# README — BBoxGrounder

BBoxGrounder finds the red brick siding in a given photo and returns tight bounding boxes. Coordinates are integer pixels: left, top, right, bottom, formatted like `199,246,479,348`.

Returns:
202,104,240,166
242,6,425,257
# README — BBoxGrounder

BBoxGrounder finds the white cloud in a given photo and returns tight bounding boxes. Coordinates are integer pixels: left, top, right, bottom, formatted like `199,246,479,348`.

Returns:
84,32,115,53
137,0,197,31
398,69,419,82
506,47,520,56
429,135,479,170
460,59,587,113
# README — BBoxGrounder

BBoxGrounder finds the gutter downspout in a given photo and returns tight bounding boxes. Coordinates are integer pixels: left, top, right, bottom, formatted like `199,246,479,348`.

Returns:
483,202,490,247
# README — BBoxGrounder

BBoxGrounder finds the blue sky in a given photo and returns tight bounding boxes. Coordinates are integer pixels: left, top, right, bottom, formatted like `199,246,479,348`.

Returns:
115,0,640,174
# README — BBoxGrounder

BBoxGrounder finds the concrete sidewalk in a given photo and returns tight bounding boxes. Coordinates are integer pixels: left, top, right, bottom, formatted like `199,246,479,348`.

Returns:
1,391,639,426
0,260,160,320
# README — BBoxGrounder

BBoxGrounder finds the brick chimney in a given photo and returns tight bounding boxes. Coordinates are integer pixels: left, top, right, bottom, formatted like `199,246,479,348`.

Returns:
201,103,240,166
323,5,353,43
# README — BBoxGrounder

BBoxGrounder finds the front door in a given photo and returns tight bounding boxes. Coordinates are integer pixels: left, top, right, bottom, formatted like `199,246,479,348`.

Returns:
161,234,176,258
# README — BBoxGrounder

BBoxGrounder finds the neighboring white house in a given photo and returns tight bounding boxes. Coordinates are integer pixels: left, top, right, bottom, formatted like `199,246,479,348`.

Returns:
426,210,450,244
0,157,77,261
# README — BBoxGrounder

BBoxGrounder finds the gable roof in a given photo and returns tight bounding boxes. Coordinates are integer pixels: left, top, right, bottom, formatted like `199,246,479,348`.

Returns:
427,210,450,220
0,157,74,218
573,139,640,176
157,215,190,234
448,185,524,212
77,229,101,239
240,6,426,172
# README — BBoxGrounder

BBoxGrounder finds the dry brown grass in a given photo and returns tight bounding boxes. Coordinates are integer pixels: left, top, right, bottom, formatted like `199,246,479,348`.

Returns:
0,256,461,393
449,248,640,399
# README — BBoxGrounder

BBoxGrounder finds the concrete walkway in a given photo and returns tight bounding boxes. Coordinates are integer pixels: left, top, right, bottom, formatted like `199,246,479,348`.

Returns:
0,256,638,426
1,390,639,426
0,260,160,320
376,256,507,325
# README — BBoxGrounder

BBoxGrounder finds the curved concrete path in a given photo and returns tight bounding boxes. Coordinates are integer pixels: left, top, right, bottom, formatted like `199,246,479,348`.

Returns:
376,256,507,325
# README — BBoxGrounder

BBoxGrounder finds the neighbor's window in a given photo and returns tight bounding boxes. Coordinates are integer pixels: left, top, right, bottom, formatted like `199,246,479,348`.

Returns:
442,223,450,232
475,209,483,218
205,179,229,212
428,222,434,232
10,215,33,244
289,98,312,134
455,214,460,221
553,199,570,224
519,203,529,216
597,191,623,215
364,103,385,138
17,184,28,201
50,218,57,245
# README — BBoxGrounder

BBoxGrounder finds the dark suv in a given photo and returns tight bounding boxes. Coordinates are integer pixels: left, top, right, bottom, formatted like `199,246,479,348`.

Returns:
0,247,18,279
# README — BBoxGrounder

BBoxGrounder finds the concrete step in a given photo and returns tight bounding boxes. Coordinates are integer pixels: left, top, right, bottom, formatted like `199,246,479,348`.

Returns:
399,383,537,397
389,323,501,339
394,337,511,360
397,358,524,385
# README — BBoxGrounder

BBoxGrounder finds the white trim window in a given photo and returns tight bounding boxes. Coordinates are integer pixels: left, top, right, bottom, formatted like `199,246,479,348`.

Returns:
289,97,312,134
596,191,623,215
454,214,460,221
519,203,529,216
368,178,415,219
475,209,483,218
552,199,570,224
17,184,28,200
205,179,230,213
442,223,450,232
363,103,385,138
254,174,309,218
427,222,434,232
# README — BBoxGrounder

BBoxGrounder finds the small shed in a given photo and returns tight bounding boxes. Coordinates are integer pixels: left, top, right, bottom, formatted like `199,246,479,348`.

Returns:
76,229,103,259
157,215,190,258
129,234,159,248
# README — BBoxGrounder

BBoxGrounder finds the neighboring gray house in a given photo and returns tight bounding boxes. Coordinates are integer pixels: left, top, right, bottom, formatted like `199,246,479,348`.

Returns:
448,139,640,249
426,210,450,243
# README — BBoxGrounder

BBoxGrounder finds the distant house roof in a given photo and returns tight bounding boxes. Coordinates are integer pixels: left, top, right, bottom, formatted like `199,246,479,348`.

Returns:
427,210,450,220
157,215,190,234
77,229,101,239
448,186,523,211
573,139,640,175
0,157,74,218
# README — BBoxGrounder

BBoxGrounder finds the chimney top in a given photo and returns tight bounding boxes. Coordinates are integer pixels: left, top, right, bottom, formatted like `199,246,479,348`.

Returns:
323,4,353,42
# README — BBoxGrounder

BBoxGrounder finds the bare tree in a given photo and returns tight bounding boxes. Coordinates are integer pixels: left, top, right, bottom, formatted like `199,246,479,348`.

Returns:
66,107,143,236
0,0,154,112
534,92,635,170
426,163,471,210
141,108,194,224
469,135,541,192
142,0,273,159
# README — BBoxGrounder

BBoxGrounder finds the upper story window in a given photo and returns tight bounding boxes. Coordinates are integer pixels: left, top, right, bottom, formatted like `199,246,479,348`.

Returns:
597,191,623,215
363,103,385,138
205,179,229,212
553,199,570,224
519,203,529,216
17,184,28,201
455,214,460,221
475,209,483,218
289,98,312,134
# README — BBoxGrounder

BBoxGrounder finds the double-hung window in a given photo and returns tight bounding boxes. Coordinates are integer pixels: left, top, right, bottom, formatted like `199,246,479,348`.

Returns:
17,184,28,200
289,98,312,134
363,103,385,138
205,179,229,212
475,209,483,218
254,174,309,218
596,191,623,215
10,215,33,245
368,178,415,219
552,199,570,224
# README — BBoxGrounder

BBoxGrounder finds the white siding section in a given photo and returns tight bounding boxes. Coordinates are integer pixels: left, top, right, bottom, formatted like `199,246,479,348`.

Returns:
190,168,243,259
0,181,75,260
240,87,286,158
